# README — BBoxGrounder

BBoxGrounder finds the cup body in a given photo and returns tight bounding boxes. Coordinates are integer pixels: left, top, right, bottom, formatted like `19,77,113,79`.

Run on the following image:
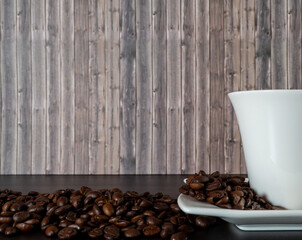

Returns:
228,90,302,210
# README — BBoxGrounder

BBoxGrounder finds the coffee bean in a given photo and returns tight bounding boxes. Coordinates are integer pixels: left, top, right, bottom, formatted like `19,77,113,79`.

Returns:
104,224,120,238
16,223,34,232
178,224,194,233
45,225,59,237
103,203,115,217
58,227,77,239
24,219,40,225
0,216,13,224
171,231,188,240
143,225,161,236
92,204,102,216
146,216,162,226
13,211,30,223
4,226,17,236
57,196,69,207
88,227,103,238
0,223,9,234
124,228,140,238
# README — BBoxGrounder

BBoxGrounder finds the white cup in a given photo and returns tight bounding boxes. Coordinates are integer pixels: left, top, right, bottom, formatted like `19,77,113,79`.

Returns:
228,90,302,210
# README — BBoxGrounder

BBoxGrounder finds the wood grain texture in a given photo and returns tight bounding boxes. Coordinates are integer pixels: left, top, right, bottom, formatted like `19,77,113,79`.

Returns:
210,0,224,173
255,0,271,89
196,0,210,174
88,0,106,174
287,0,301,89
152,0,167,174
271,0,287,89
1,0,301,175
1,0,17,174
240,0,255,174
167,0,181,174
31,0,46,174
105,0,120,174
181,0,195,174
120,0,136,174
75,0,89,174
46,0,60,174
136,0,152,174
224,0,241,174
17,0,32,174
60,0,74,174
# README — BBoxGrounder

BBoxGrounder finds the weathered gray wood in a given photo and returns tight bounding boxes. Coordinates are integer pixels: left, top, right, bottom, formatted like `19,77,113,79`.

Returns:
181,0,195,174
271,0,287,89
105,0,120,174
167,0,181,174
61,0,74,174
224,0,241,174
17,0,32,174
210,0,224,173
255,0,271,89
0,0,17,174
152,0,167,174
120,0,136,174
32,0,46,174
75,0,89,174
46,0,61,174
240,0,255,174
196,0,210,174
288,0,301,89
0,2,1,173
88,0,106,174
136,0,152,174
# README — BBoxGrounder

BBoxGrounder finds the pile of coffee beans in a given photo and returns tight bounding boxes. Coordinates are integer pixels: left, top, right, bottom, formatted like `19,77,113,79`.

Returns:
0,186,216,239
179,170,286,210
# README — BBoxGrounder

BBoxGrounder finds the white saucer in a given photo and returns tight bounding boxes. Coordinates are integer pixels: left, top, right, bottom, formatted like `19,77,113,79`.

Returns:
178,193,302,231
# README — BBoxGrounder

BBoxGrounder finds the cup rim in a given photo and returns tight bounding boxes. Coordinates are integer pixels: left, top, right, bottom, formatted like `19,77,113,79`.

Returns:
228,89,302,97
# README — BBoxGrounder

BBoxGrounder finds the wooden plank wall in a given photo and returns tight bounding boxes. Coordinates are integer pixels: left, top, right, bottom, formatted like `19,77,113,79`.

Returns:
0,0,301,174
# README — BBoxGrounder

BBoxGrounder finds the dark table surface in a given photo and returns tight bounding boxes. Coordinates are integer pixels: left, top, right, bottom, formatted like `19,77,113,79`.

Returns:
0,175,301,240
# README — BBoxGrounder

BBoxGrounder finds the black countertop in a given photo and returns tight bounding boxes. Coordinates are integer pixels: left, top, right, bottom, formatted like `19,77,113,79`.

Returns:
0,175,301,240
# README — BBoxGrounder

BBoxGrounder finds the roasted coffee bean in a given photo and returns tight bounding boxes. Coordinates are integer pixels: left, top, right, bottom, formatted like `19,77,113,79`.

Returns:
0,216,13,224
66,211,77,222
154,202,169,211
45,225,59,237
92,204,102,216
104,224,120,238
103,203,115,217
114,220,130,228
0,223,9,234
178,224,194,233
16,223,34,232
13,211,30,223
140,199,153,208
4,226,17,236
57,196,69,207
171,231,188,240
143,224,161,236
75,217,87,227
58,227,77,239
124,228,141,238
88,227,103,238
55,205,72,215
146,216,162,226
170,204,181,213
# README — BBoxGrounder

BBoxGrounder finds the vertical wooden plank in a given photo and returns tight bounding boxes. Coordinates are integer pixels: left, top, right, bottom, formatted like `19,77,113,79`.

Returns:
17,0,32,174
181,0,195,174
32,0,46,174
0,0,1,173
271,0,287,89
152,0,167,174
136,0,152,174
196,0,210,174
61,0,74,174
105,0,120,174
89,0,106,174
288,0,301,89
46,0,60,174
75,0,89,174
255,0,271,89
240,0,255,174
0,0,17,174
167,0,181,174
120,0,136,174
224,0,241,174
210,0,224,173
